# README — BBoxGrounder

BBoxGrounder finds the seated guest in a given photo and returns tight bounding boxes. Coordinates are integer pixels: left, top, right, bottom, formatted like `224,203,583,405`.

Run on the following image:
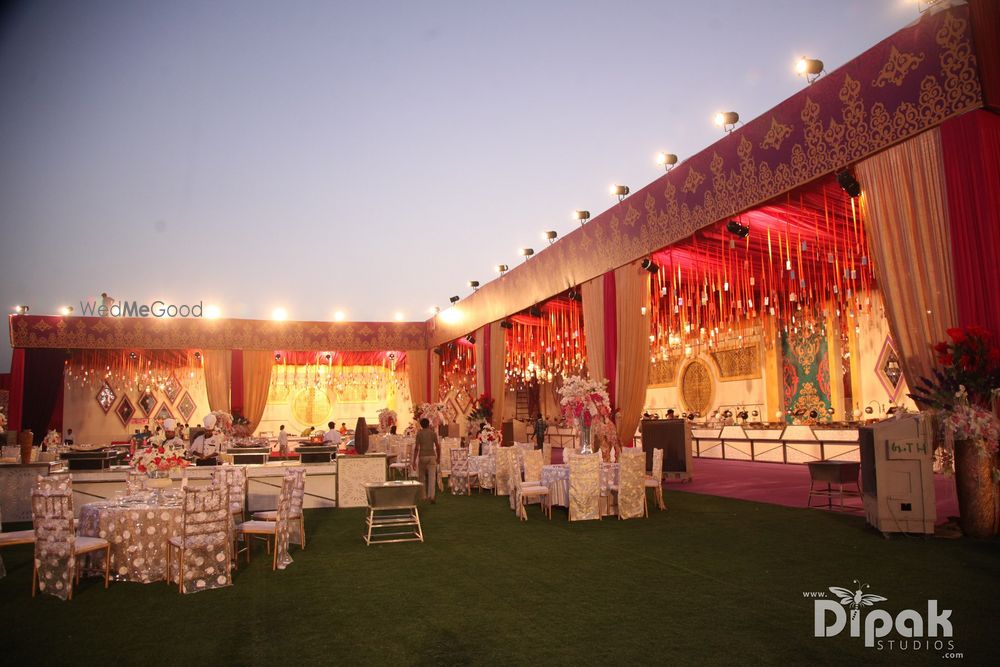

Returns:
190,414,223,465
339,422,348,435
324,421,342,446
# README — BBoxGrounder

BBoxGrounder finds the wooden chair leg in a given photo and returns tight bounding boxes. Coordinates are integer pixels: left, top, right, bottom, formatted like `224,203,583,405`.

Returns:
299,516,306,550
104,545,111,588
31,563,37,597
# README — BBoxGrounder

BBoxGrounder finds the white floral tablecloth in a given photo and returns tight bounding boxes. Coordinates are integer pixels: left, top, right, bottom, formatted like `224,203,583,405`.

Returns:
541,463,619,509
78,500,183,583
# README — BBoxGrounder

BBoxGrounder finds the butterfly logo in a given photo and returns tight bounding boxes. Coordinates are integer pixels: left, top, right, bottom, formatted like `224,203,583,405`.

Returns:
828,580,887,620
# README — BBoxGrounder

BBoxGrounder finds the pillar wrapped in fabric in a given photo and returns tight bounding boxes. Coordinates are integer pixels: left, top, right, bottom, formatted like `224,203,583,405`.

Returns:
354,417,370,454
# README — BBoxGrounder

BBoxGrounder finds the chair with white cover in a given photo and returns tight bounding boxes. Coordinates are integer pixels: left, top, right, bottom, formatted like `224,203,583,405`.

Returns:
437,437,462,491
237,474,294,570
645,448,667,511
251,467,306,548
388,439,414,480
569,453,601,521
166,485,233,593
31,491,109,600
510,453,550,520
449,447,477,495
35,472,72,495
609,449,647,520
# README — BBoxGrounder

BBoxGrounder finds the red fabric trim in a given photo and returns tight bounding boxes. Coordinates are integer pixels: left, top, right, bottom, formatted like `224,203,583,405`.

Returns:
940,110,1000,334
426,350,433,403
603,272,617,414
482,324,491,400
8,348,25,431
231,349,244,416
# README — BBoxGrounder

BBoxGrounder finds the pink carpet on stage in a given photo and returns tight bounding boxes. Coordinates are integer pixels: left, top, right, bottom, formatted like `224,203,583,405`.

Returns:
667,458,960,524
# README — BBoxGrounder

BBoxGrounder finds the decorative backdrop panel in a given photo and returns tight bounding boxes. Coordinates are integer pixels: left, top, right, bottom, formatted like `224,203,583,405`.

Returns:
781,329,832,422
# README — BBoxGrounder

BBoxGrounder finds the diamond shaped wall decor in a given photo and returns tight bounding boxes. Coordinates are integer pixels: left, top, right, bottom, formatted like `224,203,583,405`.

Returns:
96,381,117,413
162,373,182,404
154,404,174,423
177,392,196,423
874,335,904,401
138,392,157,416
116,395,135,425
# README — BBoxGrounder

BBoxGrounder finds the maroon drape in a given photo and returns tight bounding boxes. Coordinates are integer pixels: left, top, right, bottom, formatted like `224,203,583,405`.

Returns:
603,272,617,414
8,348,25,432
22,349,66,443
482,324,492,400
231,349,244,416
940,110,1000,334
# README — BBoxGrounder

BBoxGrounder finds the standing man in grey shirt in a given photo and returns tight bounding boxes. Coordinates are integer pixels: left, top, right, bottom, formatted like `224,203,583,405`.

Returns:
414,418,440,503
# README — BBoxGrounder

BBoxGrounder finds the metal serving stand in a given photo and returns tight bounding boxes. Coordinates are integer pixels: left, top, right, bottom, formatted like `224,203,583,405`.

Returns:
362,481,423,545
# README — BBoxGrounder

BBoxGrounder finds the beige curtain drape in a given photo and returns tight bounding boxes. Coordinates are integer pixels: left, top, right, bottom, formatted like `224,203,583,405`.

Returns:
856,128,958,389
488,321,506,430
581,275,605,381
241,350,274,432
407,349,430,406
202,349,231,414
614,261,651,445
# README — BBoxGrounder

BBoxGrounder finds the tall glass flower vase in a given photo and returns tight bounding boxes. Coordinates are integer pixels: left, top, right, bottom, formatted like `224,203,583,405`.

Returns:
578,418,593,455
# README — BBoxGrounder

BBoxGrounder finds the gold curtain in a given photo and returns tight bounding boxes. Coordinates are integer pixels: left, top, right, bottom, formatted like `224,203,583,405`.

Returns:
614,261,651,445
856,128,958,389
488,321,506,430
407,349,429,406
581,275,605,382
202,348,231,413
241,350,274,432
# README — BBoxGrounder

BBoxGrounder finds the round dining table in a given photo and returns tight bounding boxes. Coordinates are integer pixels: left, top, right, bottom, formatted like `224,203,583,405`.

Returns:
78,499,183,583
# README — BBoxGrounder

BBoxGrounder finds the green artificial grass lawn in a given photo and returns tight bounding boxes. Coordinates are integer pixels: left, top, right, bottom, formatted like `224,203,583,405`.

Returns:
1,489,997,666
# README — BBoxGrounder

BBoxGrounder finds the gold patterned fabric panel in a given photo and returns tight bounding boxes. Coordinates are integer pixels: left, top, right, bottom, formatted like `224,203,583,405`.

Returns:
494,447,514,496
428,8,982,346
569,453,601,521
617,450,645,520
681,360,713,414
649,358,679,386
709,346,761,378
10,315,428,351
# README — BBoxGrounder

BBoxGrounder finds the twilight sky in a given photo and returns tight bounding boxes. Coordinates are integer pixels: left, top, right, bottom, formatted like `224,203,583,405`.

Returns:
0,0,918,372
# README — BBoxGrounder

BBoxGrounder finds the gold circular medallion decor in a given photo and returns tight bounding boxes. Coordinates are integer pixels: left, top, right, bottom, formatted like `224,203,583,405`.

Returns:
291,387,333,426
681,359,713,414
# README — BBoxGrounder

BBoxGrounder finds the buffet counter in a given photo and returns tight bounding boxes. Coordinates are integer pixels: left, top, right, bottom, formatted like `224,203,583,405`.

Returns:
691,424,860,464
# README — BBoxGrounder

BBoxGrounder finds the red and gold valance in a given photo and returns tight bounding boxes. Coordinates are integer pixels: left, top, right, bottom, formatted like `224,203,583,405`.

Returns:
429,6,983,345
9,315,428,352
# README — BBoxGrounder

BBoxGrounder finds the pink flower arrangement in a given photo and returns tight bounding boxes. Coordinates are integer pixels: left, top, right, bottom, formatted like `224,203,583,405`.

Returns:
377,408,397,431
558,376,612,424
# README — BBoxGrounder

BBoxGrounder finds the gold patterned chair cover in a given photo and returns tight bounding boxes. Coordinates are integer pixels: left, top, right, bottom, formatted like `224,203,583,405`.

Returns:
211,466,247,518
449,447,474,495
494,447,515,496
168,485,232,594
646,448,667,511
273,474,295,570
569,453,601,521
507,453,522,512
438,437,463,490
616,450,646,520
523,449,543,484
35,472,72,495
31,491,75,600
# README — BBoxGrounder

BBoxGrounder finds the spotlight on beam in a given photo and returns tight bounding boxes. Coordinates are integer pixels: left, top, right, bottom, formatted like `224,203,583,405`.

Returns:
640,258,659,273
520,248,535,261
610,184,630,202
496,264,509,275
499,320,513,329
543,231,558,244
465,334,476,344
59,305,74,316
714,111,739,132
726,220,750,238
836,169,862,198
429,306,440,315
271,307,288,321
449,295,460,304
528,305,542,318
655,152,678,172
573,210,591,225
13,304,29,314
274,353,282,361
468,280,480,291
795,57,825,84
567,288,583,302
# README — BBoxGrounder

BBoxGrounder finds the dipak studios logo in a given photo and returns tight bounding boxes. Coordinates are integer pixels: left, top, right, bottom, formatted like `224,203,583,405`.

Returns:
804,580,960,656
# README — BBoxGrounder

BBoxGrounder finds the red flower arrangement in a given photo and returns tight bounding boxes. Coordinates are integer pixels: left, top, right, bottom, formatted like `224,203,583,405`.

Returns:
911,326,1000,410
